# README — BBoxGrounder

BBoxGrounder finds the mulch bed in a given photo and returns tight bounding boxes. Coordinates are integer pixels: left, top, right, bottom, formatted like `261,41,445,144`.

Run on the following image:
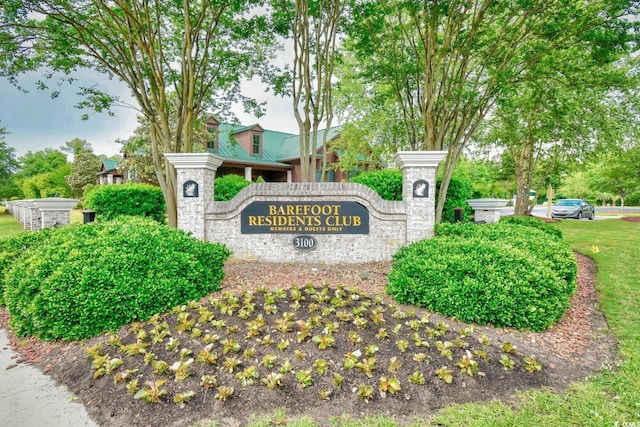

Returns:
0,252,620,426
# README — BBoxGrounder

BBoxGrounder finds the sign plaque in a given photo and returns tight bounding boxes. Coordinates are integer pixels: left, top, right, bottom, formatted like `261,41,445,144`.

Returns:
412,180,429,198
183,180,199,198
292,235,317,251
241,201,369,234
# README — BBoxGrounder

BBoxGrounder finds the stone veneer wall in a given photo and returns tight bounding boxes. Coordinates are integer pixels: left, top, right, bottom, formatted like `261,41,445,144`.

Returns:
41,210,72,228
166,151,447,265
206,183,407,263
6,198,79,230
473,209,502,223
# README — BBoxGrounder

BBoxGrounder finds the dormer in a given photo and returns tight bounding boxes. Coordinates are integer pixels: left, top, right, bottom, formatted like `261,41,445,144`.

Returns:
233,124,264,157
205,117,220,151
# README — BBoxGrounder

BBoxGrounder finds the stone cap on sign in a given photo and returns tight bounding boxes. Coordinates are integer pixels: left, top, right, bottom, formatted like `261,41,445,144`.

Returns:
31,198,80,211
164,153,224,170
394,151,448,169
466,198,508,211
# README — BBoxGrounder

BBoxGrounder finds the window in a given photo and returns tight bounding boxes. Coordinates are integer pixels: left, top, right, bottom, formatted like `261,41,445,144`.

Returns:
252,134,261,155
206,128,219,151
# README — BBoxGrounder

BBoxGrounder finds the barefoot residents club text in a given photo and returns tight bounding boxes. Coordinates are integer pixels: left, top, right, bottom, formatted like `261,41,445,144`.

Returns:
241,201,369,234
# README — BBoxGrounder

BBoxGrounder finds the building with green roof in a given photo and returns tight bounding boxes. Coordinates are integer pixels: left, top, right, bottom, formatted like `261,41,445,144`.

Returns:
97,159,125,185
97,117,370,186
204,117,354,183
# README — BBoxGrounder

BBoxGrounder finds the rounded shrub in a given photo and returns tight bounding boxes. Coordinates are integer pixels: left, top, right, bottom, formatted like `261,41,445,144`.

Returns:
3,216,231,340
214,174,252,201
499,215,563,240
0,229,54,305
351,169,403,201
84,183,166,223
388,225,577,331
435,222,576,285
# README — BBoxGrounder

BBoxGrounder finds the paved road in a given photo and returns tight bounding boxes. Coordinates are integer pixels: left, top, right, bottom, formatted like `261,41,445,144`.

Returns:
500,206,638,220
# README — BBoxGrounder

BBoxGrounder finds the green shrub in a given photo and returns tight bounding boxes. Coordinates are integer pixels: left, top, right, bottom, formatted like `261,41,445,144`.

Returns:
214,174,252,201
388,224,577,331
0,229,53,305
3,217,231,340
436,177,474,223
435,222,576,285
350,171,475,224
82,183,95,208
499,215,563,240
84,183,166,223
351,169,403,201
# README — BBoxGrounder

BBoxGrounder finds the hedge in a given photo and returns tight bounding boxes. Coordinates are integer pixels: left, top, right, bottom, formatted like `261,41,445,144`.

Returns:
84,183,166,223
499,215,563,240
3,217,231,340
388,223,576,331
214,174,252,201
435,222,576,285
0,229,54,305
351,169,403,201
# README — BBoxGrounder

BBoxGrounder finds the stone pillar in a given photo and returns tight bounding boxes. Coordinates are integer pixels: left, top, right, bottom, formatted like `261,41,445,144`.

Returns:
466,198,508,223
33,198,80,228
287,170,292,183
164,153,223,241
394,151,447,242
26,200,42,231
244,167,252,181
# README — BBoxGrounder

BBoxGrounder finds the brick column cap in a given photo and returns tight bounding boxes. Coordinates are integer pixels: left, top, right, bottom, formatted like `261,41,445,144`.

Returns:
394,151,447,169
164,153,223,171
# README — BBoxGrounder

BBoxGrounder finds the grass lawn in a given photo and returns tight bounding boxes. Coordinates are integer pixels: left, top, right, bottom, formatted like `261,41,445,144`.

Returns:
0,208,25,237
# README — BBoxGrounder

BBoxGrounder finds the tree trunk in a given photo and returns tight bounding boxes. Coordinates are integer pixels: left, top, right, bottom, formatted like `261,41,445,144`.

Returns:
511,139,535,216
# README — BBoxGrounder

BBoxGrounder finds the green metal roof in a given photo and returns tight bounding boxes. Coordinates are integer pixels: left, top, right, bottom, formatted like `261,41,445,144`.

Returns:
206,122,344,167
277,125,344,160
210,123,293,168
207,122,344,166
102,159,119,171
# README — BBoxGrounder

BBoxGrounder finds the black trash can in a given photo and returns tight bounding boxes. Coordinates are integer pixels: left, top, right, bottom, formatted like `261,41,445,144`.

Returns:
82,209,97,224
454,207,464,223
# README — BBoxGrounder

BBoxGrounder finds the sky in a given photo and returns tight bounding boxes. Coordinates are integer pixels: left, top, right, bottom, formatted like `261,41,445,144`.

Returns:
0,69,299,160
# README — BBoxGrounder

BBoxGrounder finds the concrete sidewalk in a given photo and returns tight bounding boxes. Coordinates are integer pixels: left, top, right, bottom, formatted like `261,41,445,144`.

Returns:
0,329,97,427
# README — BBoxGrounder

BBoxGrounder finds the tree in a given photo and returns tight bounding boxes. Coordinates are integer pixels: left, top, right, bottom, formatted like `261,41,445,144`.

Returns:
587,146,640,209
60,138,92,158
0,127,18,180
65,150,103,197
557,171,594,201
450,157,510,200
1,0,278,226
331,50,411,174
340,0,638,222
0,127,21,199
21,164,72,198
477,42,636,215
15,149,71,198
117,103,212,187
272,0,346,182
17,149,68,179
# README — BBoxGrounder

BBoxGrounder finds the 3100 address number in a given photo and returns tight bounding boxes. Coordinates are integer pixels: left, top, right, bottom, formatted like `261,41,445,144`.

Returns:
292,235,317,251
